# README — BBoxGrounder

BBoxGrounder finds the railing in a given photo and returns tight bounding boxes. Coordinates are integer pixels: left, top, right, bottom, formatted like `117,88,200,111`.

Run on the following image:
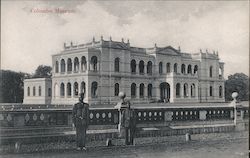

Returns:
0,108,120,127
0,106,248,128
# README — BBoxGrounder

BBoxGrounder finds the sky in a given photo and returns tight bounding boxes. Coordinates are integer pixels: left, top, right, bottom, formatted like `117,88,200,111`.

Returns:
1,0,249,78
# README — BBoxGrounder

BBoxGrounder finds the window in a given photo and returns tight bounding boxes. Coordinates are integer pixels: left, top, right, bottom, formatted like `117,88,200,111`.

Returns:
187,65,192,74
191,84,195,97
81,81,86,94
39,86,41,96
139,83,144,98
147,61,152,75
184,83,188,97
209,86,213,96
166,63,171,73
91,82,98,98
33,86,36,96
181,64,186,74
74,82,78,96
131,83,136,98
67,58,72,72
81,56,87,71
60,83,65,97
174,63,178,73
74,57,79,72
61,59,65,73
159,62,163,74
55,61,59,73
139,60,144,74
91,56,98,71
176,83,180,97
219,86,223,98
27,87,30,96
148,84,152,98
114,83,119,96
48,88,51,97
194,65,198,74
114,58,120,72
131,60,136,73
67,83,71,97
209,66,213,77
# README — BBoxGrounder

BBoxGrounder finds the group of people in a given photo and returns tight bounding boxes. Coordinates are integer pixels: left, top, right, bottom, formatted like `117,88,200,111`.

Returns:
72,92,136,151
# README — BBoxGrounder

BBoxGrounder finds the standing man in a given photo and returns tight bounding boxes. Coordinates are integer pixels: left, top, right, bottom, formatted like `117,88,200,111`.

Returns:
72,92,89,151
121,102,136,145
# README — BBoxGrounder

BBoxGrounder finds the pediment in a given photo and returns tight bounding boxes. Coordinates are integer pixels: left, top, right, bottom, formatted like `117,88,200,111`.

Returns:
157,46,180,56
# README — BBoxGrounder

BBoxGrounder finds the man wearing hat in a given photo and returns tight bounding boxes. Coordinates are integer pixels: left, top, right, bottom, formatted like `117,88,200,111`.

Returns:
72,92,89,151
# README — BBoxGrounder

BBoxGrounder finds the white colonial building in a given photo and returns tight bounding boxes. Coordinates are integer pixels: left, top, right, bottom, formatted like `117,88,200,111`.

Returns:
23,37,225,105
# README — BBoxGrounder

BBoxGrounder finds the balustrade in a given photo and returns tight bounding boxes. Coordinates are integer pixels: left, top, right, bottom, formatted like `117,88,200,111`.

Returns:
0,105,247,128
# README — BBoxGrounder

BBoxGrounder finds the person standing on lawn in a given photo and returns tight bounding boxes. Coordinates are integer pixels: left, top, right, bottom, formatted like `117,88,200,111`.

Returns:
72,92,89,151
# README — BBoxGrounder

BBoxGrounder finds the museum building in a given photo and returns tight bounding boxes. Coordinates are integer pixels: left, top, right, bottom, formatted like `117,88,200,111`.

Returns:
23,37,225,105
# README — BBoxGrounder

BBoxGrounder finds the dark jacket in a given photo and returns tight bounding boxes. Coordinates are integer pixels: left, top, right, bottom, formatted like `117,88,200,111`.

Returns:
121,108,136,128
72,102,89,127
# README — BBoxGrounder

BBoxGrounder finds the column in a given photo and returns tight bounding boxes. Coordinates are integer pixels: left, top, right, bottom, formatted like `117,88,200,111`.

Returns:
144,84,147,99
65,61,68,73
64,84,67,99
71,82,74,98
136,85,140,99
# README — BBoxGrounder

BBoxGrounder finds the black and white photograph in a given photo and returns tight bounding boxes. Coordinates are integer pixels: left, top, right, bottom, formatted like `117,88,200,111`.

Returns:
0,0,249,157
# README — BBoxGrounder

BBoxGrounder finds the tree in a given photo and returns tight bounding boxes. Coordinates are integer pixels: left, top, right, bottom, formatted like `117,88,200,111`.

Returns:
225,73,249,101
0,70,30,103
33,65,52,78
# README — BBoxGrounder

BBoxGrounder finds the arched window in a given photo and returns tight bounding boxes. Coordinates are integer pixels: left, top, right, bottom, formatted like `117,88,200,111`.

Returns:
148,84,152,98
191,84,195,97
131,83,136,98
114,83,119,96
176,83,180,97
61,59,65,73
60,83,65,97
209,86,213,96
80,82,86,94
74,57,79,72
55,61,59,73
139,60,144,74
209,66,213,77
184,83,188,97
114,58,120,72
67,58,72,72
187,65,192,74
67,83,72,97
181,64,186,74
131,60,136,73
91,56,98,71
194,65,198,74
27,87,30,96
174,63,178,73
147,61,152,75
74,82,78,96
139,83,144,98
38,86,41,96
48,88,51,97
159,62,163,74
81,56,87,71
166,63,171,73
33,86,36,96
91,81,98,98
219,86,223,98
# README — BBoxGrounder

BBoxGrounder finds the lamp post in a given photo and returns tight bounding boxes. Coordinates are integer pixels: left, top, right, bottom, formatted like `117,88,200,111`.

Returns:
231,92,238,125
